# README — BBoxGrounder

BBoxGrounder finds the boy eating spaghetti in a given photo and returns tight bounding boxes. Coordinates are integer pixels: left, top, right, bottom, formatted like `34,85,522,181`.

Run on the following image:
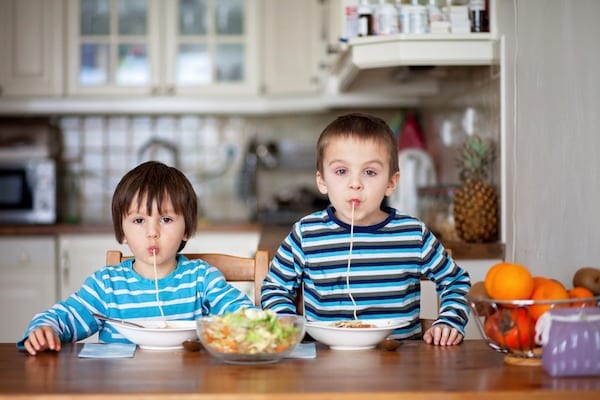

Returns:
261,113,471,345
19,161,253,355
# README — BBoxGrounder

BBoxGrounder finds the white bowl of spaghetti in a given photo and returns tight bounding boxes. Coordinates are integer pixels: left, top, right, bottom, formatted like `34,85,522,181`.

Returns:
305,319,408,350
110,320,198,350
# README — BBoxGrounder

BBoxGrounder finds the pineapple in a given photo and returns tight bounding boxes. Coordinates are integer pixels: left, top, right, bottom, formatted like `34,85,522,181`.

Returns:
453,135,498,243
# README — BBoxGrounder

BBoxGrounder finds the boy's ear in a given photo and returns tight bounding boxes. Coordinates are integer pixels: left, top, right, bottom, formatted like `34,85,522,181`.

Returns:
315,171,328,194
384,171,400,197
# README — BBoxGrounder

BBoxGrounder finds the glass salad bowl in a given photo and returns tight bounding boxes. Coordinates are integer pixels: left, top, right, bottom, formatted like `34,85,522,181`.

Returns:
196,309,305,364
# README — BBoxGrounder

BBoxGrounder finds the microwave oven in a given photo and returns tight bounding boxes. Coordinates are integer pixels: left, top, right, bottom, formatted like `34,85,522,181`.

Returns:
0,158,56,224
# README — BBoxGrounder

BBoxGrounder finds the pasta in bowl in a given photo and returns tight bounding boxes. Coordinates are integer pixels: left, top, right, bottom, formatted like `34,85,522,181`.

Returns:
305,318,409,350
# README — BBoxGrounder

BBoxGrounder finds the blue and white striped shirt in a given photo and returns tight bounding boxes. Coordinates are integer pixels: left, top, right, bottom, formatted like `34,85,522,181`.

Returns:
17,254,254,348
261,206,471,339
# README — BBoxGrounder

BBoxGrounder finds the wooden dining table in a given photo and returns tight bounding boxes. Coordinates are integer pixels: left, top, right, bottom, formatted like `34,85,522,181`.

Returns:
0,340,598,400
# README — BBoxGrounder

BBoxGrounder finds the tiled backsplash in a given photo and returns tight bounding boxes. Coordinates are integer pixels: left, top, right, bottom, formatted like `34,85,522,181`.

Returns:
58,113,359,224
59,115,258,223
56,86,498,225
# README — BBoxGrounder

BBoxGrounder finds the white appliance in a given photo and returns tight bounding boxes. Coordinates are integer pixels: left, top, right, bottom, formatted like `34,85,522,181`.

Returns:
389,149,436,217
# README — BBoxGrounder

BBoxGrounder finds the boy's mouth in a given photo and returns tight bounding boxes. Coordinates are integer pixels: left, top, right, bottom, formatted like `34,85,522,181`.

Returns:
149,247,159,256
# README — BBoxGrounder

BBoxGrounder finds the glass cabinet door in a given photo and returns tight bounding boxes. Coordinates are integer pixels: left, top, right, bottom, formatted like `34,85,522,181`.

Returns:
164,0,257,95
68,0,159,95
68,0,256,95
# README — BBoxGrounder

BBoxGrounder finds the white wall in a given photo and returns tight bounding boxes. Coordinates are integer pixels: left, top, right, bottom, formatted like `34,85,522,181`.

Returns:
499,0,600,287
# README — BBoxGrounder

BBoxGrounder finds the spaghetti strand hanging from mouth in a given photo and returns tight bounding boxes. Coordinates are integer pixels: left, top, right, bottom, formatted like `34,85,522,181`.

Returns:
346,202,358,320
152,250,167,326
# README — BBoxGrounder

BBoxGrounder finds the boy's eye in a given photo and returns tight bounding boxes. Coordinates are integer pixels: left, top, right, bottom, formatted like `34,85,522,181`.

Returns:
160,216,174,224
335,168,347,175
365,169,377,176
132,217,144,224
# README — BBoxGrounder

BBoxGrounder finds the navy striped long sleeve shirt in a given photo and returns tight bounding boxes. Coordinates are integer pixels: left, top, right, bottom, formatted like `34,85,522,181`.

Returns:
261,206,471,339
17,254,254,349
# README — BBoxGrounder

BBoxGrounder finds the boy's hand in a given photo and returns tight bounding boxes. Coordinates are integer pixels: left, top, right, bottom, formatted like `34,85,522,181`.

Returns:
23,326,61,356
423,324,463,346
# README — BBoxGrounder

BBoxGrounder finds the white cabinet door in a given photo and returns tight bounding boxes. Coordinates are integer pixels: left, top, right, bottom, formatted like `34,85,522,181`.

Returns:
0,237,56,342
261,0,322,95
66,0,259,96
0,0,63,97
58,234,129,299
185,231,260,258
65,0,161,96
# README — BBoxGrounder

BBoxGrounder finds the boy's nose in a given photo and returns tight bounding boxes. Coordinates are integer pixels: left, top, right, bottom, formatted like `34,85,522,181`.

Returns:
349,175,363,190
146,222,160,238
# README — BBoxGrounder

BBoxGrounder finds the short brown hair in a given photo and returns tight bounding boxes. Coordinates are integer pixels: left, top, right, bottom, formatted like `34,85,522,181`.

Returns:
316,112,399,176
111,161,197,251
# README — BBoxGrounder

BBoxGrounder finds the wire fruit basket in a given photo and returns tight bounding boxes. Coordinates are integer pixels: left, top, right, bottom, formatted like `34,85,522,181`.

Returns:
466,295,600,366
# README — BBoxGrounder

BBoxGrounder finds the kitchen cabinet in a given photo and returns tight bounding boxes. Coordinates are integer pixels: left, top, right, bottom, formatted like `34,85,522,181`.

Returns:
66,0,259,96
260,0,323,95
0,236,56,342
0,0,63,97
58,234,129,299
57,231,259,299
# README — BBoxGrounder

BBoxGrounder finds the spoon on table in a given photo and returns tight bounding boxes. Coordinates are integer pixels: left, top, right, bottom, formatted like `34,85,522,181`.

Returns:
378,339,402,351
182,340,203,352
92,313,145,328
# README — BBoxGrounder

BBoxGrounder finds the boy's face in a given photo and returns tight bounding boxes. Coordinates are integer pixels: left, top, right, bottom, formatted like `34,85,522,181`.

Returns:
121,193,188,276
316,137,399,226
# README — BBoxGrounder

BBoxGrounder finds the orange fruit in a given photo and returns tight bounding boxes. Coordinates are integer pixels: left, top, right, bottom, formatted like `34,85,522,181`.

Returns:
532,276,551,290
568,286,596,307
484,262,534,301
529,280,570,320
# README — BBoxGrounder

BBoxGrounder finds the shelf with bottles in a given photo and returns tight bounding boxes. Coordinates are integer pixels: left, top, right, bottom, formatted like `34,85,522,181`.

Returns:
328,0,498,90
338,0,497,43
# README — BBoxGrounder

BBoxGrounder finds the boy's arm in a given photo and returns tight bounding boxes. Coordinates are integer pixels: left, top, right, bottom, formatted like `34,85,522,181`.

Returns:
16,279,102,350
421,232,471,335
201,265,256,314
260,228,304,315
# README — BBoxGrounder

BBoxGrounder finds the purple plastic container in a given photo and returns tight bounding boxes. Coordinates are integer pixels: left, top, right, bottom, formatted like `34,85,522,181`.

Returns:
536,307,600,377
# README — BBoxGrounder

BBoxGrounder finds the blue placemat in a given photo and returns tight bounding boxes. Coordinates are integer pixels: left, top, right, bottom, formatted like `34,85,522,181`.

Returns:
78,343,137,358
286,343,316,359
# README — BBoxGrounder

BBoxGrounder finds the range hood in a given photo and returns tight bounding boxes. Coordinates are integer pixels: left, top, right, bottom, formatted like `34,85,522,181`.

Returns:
328,33,500,93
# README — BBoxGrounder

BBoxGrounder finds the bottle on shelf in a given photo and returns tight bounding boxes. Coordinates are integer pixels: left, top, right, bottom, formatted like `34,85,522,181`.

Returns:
375,0,399,35
358,0,375,37
469,0,489,32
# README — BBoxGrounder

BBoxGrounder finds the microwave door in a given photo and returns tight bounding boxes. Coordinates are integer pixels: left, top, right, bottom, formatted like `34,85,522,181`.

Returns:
0,169,33,210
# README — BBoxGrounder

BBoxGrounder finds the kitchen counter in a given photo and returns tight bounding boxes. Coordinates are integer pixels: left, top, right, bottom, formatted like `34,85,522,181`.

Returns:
0,341,597,399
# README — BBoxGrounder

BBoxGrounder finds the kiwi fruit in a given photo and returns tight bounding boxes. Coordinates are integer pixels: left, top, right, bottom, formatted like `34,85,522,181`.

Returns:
572,267,600,295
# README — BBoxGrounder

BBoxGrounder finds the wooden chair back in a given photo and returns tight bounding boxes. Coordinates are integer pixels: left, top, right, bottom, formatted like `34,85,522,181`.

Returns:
106,250,270,305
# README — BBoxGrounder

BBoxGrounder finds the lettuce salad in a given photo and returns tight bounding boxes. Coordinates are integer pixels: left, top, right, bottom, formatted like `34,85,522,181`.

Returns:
201,309,300,354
